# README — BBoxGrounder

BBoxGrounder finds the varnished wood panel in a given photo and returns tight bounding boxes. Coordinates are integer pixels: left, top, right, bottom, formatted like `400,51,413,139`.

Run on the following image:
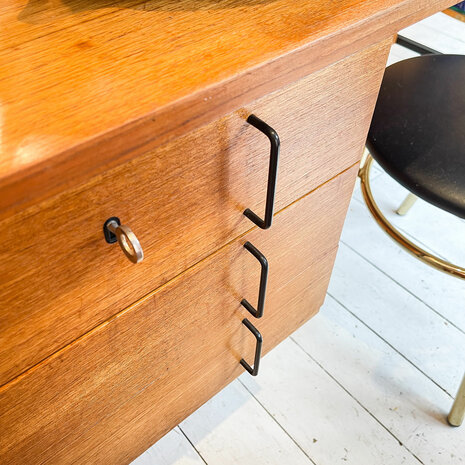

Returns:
0,164,358,465
444,7,465,22
0,42,389,386
56,269,334,465
0,0,453,216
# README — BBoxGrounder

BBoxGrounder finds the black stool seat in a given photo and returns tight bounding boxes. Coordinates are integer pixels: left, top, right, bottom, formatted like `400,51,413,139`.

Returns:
367,54,465,219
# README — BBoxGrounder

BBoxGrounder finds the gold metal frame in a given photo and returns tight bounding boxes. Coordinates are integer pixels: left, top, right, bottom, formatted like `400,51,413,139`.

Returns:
358,155,465,279
358,154,465,427
449,374,465,427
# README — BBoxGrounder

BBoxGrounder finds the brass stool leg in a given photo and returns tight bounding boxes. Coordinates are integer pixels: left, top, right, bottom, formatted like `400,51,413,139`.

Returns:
448,374,465,427
396,193,418,216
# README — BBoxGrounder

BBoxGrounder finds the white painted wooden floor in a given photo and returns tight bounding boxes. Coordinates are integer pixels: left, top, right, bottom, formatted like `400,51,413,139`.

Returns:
132,12,465,465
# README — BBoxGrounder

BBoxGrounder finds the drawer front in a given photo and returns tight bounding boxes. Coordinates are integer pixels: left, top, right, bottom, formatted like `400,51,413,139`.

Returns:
0,40,390,385
0,165,357,465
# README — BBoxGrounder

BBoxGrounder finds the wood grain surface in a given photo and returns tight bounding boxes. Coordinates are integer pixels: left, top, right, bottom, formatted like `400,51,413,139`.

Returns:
0,0,453,216
0,164,358,465
444,7,465,22
0,41,389,386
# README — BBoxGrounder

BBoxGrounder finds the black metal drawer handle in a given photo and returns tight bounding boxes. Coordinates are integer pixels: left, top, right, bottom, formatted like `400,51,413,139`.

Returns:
241,241,268,319
240,318,263,376
243,114,280,230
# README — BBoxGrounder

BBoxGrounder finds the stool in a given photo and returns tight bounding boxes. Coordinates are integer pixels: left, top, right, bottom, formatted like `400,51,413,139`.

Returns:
358,45,465,427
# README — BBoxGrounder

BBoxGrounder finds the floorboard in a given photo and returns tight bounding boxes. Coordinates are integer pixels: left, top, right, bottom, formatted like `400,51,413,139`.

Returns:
292,296,465,465
340,198,465,332
179,380,313,465
328,243,465,396
240,339,422,465
131,427,206,465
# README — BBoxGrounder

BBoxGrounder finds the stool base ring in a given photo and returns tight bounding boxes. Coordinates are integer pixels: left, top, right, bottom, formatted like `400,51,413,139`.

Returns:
358,155,465,280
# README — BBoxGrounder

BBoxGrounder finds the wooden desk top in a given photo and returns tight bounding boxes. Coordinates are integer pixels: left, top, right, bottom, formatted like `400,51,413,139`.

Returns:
0,0,452,216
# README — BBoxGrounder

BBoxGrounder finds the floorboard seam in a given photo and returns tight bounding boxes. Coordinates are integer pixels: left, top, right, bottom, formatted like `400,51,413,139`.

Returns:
289,337,426,465
177,426,209,465
338,240,465,336
238,378,318,465
326,291,454,398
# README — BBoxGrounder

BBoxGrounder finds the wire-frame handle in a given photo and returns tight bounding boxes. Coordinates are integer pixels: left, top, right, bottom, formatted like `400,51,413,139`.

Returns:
243,114,280,230
240,318,263,376
241,241,268,319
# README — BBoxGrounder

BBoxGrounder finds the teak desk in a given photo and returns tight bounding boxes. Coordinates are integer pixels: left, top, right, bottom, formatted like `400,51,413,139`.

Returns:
0,1,453,463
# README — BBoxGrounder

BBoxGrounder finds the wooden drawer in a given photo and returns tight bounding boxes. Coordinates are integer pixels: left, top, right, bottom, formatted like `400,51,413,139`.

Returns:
0,41,389,386
0,165,357,464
